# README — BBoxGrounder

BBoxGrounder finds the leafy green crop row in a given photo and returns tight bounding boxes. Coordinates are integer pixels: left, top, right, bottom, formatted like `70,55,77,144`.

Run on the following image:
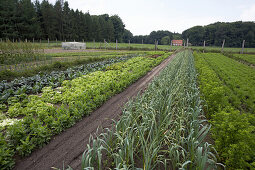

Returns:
194,52,255,169
0,53,169,169
233,54,255,65
202,53,255,114
79,50,220,169
0,54,138,110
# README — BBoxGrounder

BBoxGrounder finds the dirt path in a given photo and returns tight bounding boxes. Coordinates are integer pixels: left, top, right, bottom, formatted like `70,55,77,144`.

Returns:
14,54,175,170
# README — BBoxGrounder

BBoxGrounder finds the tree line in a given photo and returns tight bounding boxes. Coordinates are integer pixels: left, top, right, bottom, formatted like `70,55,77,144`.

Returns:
182,21,255,48
1,0,255,47
0,0,126,42
131,31,182,45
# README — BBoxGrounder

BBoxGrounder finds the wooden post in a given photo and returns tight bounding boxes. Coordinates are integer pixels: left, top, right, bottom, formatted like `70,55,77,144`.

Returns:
82,39,84,43
25,39,27,43
129,40,130,50
0,38,2,42
104,39,106,49
221,39,225,53
203,40,206,53
155,40,157,51
65,39,66,42
186,38,189,47
142,39,143,44
48,38,49,46
170,40,172,52
93,39,95,49
241,40,245,54
33,38,34,43
116,39,118,50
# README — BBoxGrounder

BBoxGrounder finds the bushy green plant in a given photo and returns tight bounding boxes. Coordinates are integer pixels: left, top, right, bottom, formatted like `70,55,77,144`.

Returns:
194,51,255,169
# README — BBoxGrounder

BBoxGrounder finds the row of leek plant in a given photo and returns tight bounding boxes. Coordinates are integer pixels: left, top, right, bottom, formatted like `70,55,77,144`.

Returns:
78,50,221,169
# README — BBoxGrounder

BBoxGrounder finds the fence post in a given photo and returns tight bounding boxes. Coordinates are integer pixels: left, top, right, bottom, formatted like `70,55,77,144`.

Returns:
155,40,157,51
116,39,118,50
170,40,172,52
142,39,143,44
33,38,34,43
241,40,245,54
93,39,95,49
186,38,189,47
203,40,206,53
25,39,27,43
104,39,106,49
48,38,49,47
129,40,130,50
221,39,225,53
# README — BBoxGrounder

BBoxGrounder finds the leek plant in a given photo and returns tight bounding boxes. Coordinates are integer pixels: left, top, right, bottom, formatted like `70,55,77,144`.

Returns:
80,50,222,169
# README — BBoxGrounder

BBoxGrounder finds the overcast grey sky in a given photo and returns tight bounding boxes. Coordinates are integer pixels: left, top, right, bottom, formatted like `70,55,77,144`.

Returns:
46,0,255,35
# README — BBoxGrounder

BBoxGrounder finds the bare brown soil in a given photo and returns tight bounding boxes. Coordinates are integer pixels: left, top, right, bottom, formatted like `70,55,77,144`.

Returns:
14,54,175,170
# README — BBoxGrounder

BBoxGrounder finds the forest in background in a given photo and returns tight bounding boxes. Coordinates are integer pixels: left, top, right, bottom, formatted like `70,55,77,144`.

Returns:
182,21,255,47
0,0,255,47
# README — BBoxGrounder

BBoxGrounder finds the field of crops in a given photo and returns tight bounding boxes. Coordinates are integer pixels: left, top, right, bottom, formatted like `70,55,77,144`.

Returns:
1,44,255,169
232,54,255,65
0,51,170,169
194,52,255,169
80,50,220,169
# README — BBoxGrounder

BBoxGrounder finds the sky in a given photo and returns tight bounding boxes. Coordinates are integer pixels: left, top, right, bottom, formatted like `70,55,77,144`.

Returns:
46,0,255,35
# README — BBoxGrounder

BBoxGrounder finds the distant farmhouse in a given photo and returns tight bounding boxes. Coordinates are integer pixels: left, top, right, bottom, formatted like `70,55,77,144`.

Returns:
172,40,183,46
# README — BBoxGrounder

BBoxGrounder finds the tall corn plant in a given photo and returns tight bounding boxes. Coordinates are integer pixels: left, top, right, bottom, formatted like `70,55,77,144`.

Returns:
80,50,222,169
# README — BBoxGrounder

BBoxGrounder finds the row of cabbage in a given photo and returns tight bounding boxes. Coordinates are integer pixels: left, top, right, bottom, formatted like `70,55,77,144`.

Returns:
79,50,220,169
0,52,170,169
194,52,255,169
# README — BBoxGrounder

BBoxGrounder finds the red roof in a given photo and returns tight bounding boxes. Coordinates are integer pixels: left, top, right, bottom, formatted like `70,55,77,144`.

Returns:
172,40,183,44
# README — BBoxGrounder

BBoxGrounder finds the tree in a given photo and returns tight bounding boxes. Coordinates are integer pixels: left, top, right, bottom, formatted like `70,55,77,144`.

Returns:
110,15,125,42
182,21,255,47
122,29,133,43
161,36,170,45
0,0,18,39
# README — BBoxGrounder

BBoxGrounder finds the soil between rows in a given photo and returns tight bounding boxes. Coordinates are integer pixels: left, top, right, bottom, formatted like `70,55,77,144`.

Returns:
14,54,175,170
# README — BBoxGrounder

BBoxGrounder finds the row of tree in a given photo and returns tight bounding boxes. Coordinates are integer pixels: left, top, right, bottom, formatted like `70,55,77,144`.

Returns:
131,31,182,45
0,0,126,42
182,21,255,47
1,0,254,47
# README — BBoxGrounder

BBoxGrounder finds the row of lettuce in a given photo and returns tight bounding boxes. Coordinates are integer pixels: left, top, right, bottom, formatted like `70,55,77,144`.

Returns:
79,50,221,169
0,52,169,169
194,52,255,169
